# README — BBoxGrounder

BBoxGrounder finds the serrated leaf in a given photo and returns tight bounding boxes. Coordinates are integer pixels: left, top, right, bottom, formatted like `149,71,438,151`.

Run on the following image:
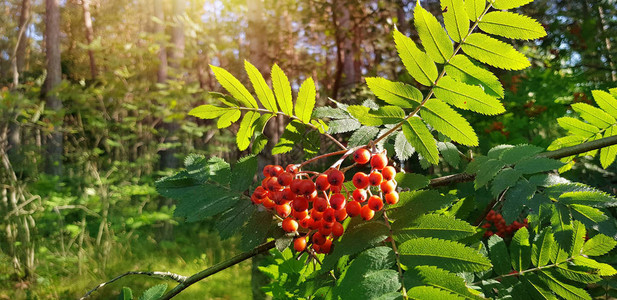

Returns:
211,65,257,108
407,286,465,299
394,172,430,191
271,64,293,115
295,78,316,123
474,158,506,189
582,234,617,256
547,135,586,151
492,0,533,10
415,266,480,299
138,284,167,300
387,190,452,221
511,227,531,271
415,2,454,63
272,121,304,155
245,60,277,112
488,235,512,275
421,99,478,146
230,155,257,191
435,76,505,115
503,181,536,223
240,209,272,251
445,55,504,98
403,117,439,165
538,270,591,300
554,266,601,284
394,131,415,161
313,106,350,119
393,29,438,86
441,0,469,43
461,33,530,70
321,222,390,272
514,157,564,174
572,256,617,276
532,228,554,267
500,144,545,164
570,204,608,223
559,191,617,208
557,117,600,138
349,126,380,147
217,109,241,129
337,247,400,300
328,118,362,134
252,133,268,154
571,220,586,256
366,77,422,108
189,105,235,119
521,274,557,300
118,287,133,300
600,126,617,168
465,0,485,22
236,111,260,151
437,142,460,168
393,214,476,241
479,12,546,40
491,168,522,196
399,237,492,272
572,103,616,128
216,200,255,240
592,90,617,118
253,113,274,133
347,105,406,126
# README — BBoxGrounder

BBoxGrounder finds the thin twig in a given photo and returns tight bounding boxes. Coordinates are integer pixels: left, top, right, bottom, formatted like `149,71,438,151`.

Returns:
80,271,187,299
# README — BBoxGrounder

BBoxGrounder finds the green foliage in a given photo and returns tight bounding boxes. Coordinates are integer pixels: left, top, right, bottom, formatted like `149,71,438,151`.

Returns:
138,284,167,300
398,237,492,272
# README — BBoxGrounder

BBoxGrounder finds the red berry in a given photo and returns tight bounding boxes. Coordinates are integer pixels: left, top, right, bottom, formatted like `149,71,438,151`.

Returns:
368,171,383,186
380,180,396,193
313,197,329,212
253,186,269,199
315,174,331,191
262,198,276,209
346,201,362,217
335,208,348,222
292,196,309,212
286,164,298,174
299,217,311,229
385,192,399,205
310,209,323,221
281,188,295,202
361,205,375,220
299,179,316,195
269,165,284,177
282,218,298,232
330,185,342,193
382,166,396,181
293,209,308,220
371,153,388,170
322,207,336,223
353,148,371,164
294,236,307,252
332,222,344,237
276,203,292,218
251,194,264,204
290,179,303,195
312,232,326,245
277,172,293,186
263,165,273,177
266,177,282,192
329,193,347,210
327,169,345,186
352,188,368,202
320,238,333,254
308,218,321,230
352,172,369,189
319,225,332,236
368,195,383,211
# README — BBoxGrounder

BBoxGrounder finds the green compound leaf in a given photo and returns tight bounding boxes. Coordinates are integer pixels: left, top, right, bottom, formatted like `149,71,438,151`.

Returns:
559,190,617,208
600,126,617,168
415,1,454,63
414,266,482,299
465,0,485,22
216,200,255,240
399,237,492,272
236,111,260,151
461,33,530,70
441,0,469,43
437,142,461,168
557,117,600,138
321,222,390,272
488,235,512,276
189,105,235,119
336,247,400,300
583,234,617,256
492,0,534,10
387,190,453,221
138,284,167,300
538,270,592,300
349,126,380,147
327,118,361,134
393,213,476,241
394,172,430,191
479,12,546,40
393,29,438,86
230,155,257,191
407,286,465,299
532,228,555,267
473,158,506,189
491,168,522,196
210,65,257,108
572,256,617,276
395,131,415,161
245,60,277,112
514,157,565,174
510,227,531,271
592,90,617,118
272,121,304,155
271,64,293,116
434,76,505,115
420,98,478,146
445,55,504,98
521,274,557,300
295,77,316,123
347,105,406,126
571,103,616,128
366,77,422,108
402,117,439,165
217,109,241,129
240,209,272,251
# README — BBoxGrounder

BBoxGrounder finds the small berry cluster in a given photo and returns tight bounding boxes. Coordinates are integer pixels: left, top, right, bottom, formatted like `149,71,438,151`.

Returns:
482,210,528,238
250,148,399,255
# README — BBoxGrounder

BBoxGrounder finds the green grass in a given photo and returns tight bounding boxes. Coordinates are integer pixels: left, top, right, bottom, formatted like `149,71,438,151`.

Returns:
0,227,253,299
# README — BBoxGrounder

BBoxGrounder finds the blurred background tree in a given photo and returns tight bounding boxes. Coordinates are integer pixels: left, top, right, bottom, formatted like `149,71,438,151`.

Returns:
0,0,615,298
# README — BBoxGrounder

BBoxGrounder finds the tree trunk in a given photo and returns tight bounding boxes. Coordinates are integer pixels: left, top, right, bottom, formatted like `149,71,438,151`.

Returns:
154,0,167,85
81,0,97,79
44,0,63,176
12,0,31,87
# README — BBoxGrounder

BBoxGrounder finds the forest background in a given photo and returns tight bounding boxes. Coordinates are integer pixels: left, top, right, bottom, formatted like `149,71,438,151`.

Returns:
0,0,616,298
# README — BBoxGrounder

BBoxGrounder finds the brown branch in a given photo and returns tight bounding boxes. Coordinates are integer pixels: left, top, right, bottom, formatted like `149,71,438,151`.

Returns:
80,271,187,299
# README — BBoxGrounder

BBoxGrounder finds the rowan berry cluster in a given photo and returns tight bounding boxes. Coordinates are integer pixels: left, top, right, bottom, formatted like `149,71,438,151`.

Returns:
250,148,399,255
482,210,528,238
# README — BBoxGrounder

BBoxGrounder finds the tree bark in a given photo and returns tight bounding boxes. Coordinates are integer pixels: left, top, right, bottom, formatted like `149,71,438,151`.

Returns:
81,0,97,79
44,0,63,176
12,0,31,87
154,0,167,85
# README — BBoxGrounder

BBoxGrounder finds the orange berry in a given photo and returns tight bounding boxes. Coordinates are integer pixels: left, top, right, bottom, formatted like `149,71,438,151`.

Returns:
281,188,295,202
253,186,268,199
266,177,282,192
299,179,316,195
251,194,264,204
320,238,333,254
312,232,327,246
361,205,375,220
276,203,292,218
282,218,298,232
352,188,368,202
368,172,383,186
353,148,371,164
293,209,308,220
329,193,346,210
335,208,348,222
269,165,284,177
290,179,303,194
327,169,345,186
382,166,396,181
277,172,293,186
262,198,276,209
313,197,329,212
315,174,331,191
286,164,298,174
293,236,307,252
380,180,396,193
263,165,273,177
299,217,311,229
346,201,362,217
330,185,342,193
332,222,344,237
322,207,336,223
352,172,369,189
368,195,383,211
370,153,388,170
384,192,399,205
310,209,323,221
292,196,309,212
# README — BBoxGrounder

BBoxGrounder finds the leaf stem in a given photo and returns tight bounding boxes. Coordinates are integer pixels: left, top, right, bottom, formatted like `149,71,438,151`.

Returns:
472,258,574,285
383,211,407,299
